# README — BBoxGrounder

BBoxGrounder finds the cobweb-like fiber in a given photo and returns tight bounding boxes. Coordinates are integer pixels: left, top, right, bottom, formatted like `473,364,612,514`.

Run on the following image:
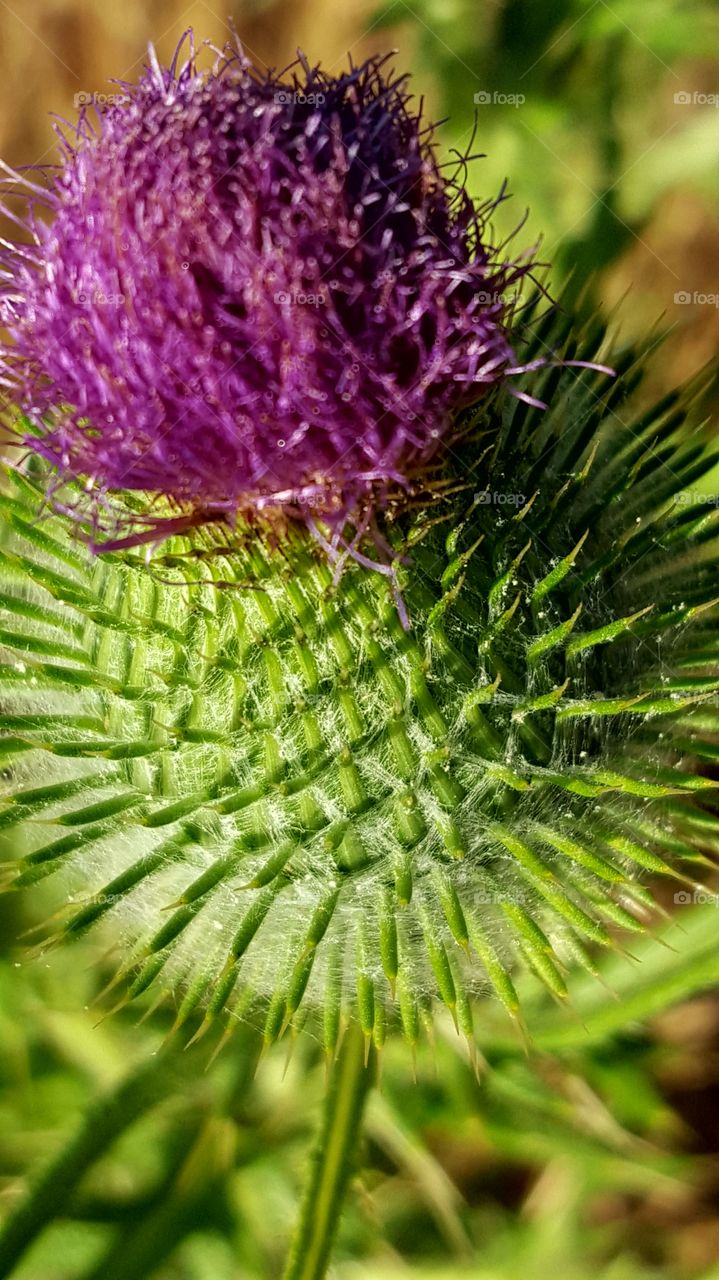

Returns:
1,301,717,1053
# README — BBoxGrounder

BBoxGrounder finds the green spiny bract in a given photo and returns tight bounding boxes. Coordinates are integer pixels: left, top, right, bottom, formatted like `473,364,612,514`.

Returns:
1,299,718,1055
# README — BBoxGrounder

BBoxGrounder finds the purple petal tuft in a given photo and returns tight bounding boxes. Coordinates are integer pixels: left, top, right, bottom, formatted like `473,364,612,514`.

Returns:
0,34,536,546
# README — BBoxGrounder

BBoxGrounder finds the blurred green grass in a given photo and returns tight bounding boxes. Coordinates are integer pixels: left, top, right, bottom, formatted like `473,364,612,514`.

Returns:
374,0,718,287
1,887,719,1278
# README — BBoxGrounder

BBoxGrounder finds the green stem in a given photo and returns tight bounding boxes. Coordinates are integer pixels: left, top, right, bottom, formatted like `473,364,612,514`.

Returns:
0,1044,184,1279
283,1024,373,1280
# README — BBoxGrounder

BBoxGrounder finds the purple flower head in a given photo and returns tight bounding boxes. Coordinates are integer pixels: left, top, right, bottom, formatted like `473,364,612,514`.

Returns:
0,34,536,552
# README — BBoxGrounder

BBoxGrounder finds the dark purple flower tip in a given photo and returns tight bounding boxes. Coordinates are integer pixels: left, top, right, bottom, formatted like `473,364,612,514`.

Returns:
0,32,536,551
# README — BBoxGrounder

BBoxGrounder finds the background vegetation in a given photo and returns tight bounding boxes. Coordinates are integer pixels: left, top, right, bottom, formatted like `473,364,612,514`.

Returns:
0,1,717,1276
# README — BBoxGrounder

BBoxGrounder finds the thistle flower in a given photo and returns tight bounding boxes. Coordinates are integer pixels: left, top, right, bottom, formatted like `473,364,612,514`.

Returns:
1,41,717,1063
0,35,535,560
1,292,718,1055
